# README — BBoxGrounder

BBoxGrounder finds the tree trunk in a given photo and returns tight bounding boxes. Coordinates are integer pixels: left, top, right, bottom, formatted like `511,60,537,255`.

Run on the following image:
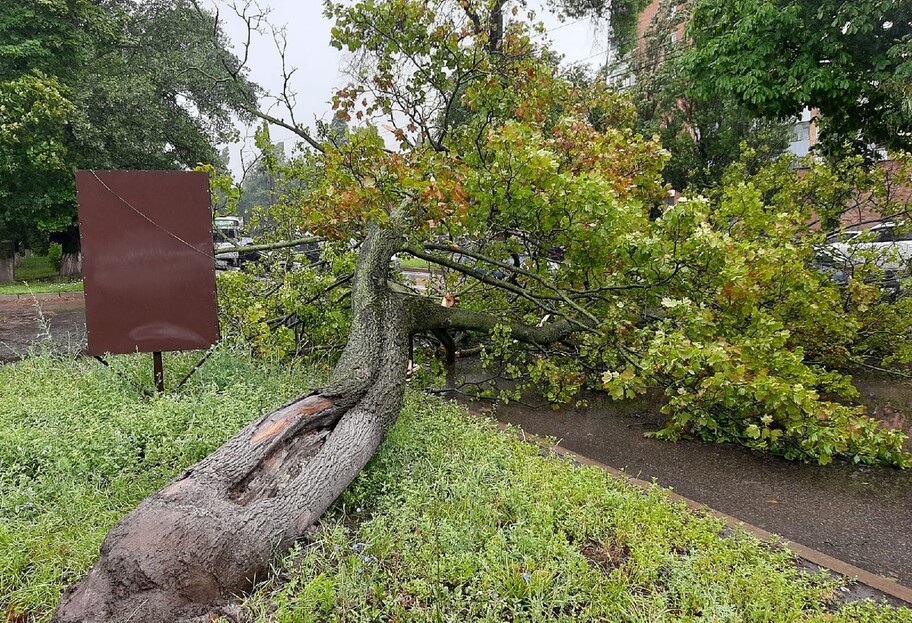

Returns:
0,258,13,283
488,0,503,53
59,252,81,278
0,241,15,283
52,226,412,623
51,223,578,622
53,227,82,278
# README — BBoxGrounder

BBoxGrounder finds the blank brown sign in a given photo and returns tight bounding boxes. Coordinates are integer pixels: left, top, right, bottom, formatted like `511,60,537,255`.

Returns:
76,170,219,355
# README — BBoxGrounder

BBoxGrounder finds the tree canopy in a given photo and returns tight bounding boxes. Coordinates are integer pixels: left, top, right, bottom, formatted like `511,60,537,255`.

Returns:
0,0,256,257
629,0,790,191
683,0,912,156
234,0,911,468
547,0,651,54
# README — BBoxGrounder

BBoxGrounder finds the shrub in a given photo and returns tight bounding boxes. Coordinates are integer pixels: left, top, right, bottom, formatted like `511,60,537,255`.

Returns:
46,243,62,272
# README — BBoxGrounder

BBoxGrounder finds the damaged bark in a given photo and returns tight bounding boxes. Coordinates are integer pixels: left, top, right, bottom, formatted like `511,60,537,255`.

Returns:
52,224,580,622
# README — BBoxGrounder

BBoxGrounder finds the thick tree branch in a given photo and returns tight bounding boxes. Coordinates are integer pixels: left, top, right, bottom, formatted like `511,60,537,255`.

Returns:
408,295,588,345
214,236,322,256
402,245,562,302
241,104,325,153
400,245,601,332
414,243,603,327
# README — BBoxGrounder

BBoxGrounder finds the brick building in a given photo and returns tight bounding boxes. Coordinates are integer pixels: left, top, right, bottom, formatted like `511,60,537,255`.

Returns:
633,0,909,230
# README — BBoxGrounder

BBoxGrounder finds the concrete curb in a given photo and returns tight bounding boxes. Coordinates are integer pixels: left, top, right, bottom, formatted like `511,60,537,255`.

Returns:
0,292,83,301
493,420,912,606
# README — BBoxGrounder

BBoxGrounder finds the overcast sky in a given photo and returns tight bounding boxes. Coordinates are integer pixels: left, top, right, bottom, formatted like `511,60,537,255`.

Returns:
208,1,610,177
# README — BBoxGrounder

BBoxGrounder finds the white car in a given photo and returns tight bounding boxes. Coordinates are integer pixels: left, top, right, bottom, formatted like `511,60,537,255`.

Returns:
213,216,258,267
824,223,912,272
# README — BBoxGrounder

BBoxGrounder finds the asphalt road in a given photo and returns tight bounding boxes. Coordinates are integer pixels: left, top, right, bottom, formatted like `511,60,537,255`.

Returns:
0,294,86,362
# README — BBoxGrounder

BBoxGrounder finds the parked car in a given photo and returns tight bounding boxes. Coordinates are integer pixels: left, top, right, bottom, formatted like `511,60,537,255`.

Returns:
214,216,259,268
814,225,908,299
824,223,912,272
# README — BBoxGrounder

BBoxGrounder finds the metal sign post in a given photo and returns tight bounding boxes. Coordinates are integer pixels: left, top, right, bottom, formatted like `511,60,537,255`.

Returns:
76,170,220,393
153,352,165,393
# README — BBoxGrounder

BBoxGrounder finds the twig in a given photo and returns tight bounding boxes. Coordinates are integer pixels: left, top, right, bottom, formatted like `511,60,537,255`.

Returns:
847,358,912,380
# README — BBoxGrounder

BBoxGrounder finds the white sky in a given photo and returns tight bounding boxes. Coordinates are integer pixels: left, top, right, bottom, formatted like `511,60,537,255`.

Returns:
207,1,610,178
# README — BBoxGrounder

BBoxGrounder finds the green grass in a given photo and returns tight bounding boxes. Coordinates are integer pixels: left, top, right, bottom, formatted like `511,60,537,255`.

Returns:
14,255,58,281
0,255,83,295
1,352,909,622
397,254,434,270
0,281,83,295
0,348,318,621
244,399,912,622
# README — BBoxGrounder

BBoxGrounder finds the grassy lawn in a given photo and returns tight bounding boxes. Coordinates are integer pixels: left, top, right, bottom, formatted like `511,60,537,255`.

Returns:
0,255,83,295
13,255,58,281
1,351,909,622
398,254,435,270
0,281,83,296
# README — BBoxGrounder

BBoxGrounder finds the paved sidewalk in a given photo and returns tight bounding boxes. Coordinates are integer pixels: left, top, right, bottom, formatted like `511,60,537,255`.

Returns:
487,391,912,590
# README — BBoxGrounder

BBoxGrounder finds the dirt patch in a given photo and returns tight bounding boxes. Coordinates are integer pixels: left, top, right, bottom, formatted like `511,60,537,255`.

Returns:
580,540,629,572
0,295,86,362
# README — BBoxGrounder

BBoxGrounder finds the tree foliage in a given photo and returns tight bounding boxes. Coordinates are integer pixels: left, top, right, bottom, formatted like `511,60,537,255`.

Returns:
0,0,256,253
630,0,790,191
683,0,912,156
0,73,76,242
216,0,912,467
547,0,651,54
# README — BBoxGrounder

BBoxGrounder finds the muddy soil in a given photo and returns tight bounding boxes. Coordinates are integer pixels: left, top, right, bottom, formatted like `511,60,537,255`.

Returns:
0,294,86,362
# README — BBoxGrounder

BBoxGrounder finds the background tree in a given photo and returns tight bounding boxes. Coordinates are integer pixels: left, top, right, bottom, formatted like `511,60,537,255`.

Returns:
0,73,75,280
630,0,790,191
548,0,651,55
0,0,257,279
53,1,911,621
236,158,277,224
683,0,912,158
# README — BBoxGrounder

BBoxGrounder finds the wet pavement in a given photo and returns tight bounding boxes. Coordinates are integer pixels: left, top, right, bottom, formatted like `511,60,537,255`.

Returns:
0,294,86,362
461,381,912,588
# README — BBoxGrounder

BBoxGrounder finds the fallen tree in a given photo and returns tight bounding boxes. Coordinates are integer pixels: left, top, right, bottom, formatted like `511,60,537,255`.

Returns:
54,209,595,621
53,1,912,620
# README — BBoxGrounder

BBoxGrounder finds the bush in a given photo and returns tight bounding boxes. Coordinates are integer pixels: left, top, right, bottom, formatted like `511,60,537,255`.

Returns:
46,242,62,272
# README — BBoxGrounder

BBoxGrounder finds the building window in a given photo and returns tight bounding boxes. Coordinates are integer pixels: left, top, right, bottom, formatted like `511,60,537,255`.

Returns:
788,121,811,158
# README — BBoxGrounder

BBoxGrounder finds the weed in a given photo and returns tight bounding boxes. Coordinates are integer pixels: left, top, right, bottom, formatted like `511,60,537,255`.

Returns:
246,396,912,623
0,349,315,621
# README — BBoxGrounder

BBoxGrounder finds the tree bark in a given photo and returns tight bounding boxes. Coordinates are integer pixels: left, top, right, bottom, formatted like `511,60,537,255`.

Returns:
0,241,15,283
59,252,81,278
53,227,82,278
0,260,13,283
52,225,411,623
52,225,581,622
